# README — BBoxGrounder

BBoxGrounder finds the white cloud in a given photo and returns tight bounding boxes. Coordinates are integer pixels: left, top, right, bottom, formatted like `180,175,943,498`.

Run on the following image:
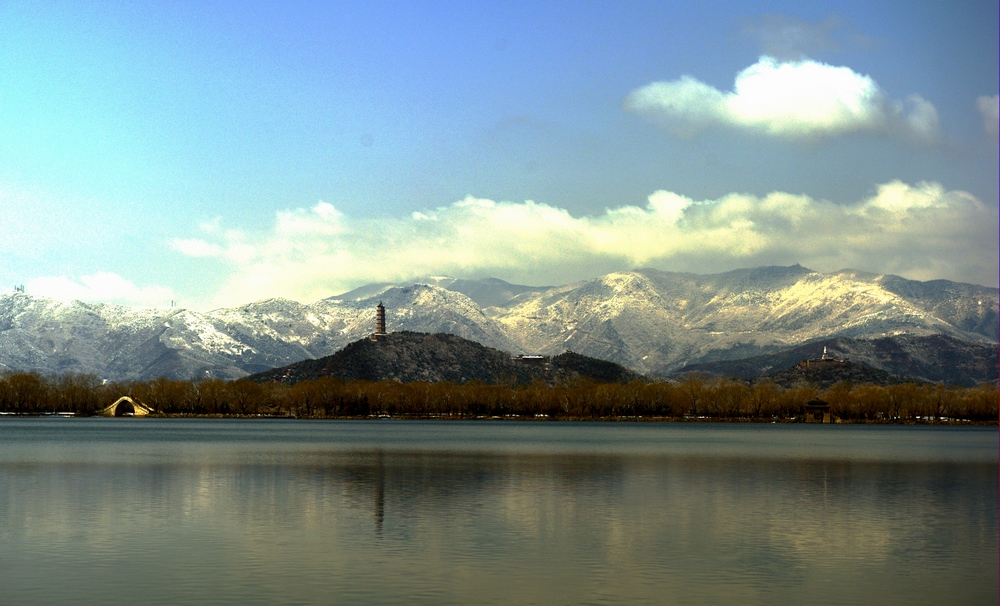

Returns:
977,94,999,138
27,272,175,307
625,56,939,141
172,182,998,308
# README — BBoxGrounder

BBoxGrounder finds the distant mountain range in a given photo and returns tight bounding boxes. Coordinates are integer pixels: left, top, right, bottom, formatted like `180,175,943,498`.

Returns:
0,265,996,386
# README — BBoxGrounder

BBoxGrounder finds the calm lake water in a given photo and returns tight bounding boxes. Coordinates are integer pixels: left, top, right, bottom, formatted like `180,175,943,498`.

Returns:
0,419,995,605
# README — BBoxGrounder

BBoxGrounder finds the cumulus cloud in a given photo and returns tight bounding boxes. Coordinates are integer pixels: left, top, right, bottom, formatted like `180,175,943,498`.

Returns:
624,56,939,141
172,182,997,308
27,272,176,307
977,94,999,138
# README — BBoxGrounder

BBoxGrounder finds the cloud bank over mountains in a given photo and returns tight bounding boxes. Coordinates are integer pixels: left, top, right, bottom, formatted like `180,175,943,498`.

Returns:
158,180,997,309
625,56,940,141
27,272,176,308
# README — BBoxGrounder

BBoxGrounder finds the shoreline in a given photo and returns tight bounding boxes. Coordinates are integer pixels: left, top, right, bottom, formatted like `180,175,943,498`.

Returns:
5,412,995,426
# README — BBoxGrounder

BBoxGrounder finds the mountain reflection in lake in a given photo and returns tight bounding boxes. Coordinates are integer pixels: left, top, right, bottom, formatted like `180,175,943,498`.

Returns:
0,419,995,605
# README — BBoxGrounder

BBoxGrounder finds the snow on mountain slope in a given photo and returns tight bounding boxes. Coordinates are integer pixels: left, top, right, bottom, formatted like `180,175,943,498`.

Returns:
0,285,515,381
333,276,552,308
490,266,997,375
0,293,167,377
0,266,995,382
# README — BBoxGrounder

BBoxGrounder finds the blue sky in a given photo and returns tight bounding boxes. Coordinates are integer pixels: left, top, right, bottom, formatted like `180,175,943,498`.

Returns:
1,1,997,309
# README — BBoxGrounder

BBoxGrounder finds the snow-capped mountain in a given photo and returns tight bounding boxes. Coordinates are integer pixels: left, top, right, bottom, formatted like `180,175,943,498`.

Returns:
0,284,516,381
489,265,997,375
0,266,995,383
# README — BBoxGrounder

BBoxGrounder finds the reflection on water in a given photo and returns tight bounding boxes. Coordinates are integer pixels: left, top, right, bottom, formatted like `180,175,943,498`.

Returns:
0,419,995,605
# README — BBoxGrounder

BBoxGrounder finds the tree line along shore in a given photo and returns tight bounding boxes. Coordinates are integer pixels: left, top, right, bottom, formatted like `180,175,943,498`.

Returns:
0,372,995,423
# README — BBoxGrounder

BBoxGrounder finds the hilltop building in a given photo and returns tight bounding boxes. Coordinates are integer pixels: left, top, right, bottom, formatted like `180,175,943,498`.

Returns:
514,354,548,367
370,301,388,340
798,346,848,368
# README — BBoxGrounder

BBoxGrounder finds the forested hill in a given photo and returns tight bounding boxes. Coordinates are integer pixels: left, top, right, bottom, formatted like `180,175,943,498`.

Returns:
761,359,914,390
249,331,645,386
673,334,997,387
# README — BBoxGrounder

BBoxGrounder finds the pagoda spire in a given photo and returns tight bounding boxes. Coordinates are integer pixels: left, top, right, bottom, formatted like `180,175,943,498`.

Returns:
372,300,387,338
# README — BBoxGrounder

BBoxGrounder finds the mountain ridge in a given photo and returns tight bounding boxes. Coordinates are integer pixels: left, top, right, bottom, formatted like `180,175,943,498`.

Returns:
1,265,995,384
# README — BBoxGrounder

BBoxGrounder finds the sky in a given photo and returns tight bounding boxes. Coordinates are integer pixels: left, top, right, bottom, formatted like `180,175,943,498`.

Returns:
1,1,997,310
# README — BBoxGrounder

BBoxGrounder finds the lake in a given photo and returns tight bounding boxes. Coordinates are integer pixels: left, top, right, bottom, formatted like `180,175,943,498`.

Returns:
0,419,995,605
